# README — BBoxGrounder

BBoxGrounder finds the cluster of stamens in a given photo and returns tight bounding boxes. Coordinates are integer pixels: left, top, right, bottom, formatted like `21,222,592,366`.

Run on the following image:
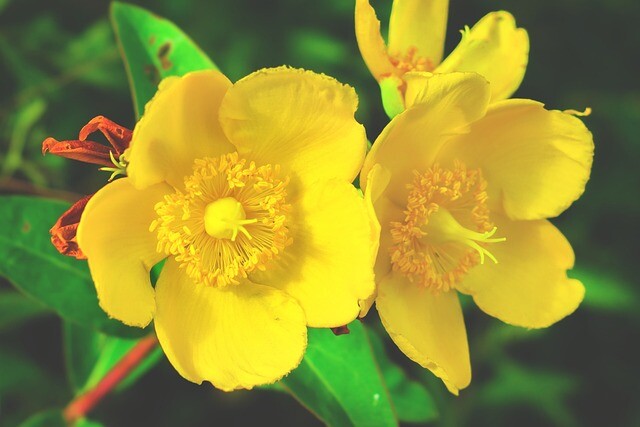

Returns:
389,161,505,292
151,152,291,287
388,46,434,74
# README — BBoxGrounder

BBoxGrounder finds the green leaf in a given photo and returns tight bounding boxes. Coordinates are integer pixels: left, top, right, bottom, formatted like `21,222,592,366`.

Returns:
367,328,438,423
18,410,66,427
110,2,219,118
75,419,105,427
0,290,50,331
64,321,162,394
570,267,638,314
0,196,144,338
280,321,397,427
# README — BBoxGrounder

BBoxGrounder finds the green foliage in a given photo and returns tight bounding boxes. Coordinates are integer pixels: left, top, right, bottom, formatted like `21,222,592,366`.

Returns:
279,321,397,426
110,2,219,118
367,328,438,423
18,411,66,427
0,290,50,331
0,196,144,338
64,321,162,394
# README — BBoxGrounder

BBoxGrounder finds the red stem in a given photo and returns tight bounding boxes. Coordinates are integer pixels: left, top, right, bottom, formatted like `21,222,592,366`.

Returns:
63,335,159,424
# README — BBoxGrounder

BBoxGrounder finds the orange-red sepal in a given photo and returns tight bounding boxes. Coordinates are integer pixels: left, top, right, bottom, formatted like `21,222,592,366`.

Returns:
42,116,132,167
50,194,92,259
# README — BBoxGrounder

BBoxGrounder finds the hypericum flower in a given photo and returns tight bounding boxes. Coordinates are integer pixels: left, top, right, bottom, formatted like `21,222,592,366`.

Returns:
355,0,528,114
43,116,133,259
360,72,593,394
75,67,376,391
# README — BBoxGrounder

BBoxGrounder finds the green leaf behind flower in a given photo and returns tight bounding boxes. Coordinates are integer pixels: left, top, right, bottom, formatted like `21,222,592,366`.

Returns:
367,328,438,423
64,321,162,394
0,196,144,338
279,321,397,427
110,2,219,118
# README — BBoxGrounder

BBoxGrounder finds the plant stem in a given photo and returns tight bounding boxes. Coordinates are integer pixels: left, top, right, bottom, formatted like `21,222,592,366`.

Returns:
63,335,159,424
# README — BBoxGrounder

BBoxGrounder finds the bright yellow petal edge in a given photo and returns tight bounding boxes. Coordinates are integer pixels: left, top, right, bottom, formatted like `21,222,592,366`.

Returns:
362,72,593,393
78,67,375,391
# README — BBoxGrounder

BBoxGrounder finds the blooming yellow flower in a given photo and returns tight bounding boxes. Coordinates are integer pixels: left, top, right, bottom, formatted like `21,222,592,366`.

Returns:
355,0,529,111
360,72,593,394
76,67,376,391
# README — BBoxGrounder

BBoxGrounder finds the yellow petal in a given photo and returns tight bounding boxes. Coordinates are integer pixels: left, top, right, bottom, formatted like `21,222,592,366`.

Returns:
218,67,367,192
436,11,529,101
76,178,170,327
377,273,470,394
127,70,234,190
154,259,307,391
457,216,584,328
359,164,394,316
250,180,375,328
355,0,397,79
362,72,490,206
388,0,449,69
439,99,594,220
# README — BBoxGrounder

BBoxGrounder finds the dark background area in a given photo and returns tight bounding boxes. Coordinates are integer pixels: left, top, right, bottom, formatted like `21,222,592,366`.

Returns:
1,0,638,426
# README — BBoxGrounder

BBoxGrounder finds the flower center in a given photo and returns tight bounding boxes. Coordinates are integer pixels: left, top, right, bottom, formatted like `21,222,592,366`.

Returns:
389,46,434,74
389,161,505,292
203,197,256,241
151,152,291,287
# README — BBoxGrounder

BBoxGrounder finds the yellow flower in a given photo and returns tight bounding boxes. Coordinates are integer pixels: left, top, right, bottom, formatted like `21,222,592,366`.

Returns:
76,67,376,391
360,72,593,394
355,0,529,112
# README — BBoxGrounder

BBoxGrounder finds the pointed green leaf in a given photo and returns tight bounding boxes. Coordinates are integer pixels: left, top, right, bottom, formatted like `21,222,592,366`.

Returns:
367,328,438,423
280,321,397,427
64,321,162,394
18,410,66,427
110,2,219,118
0,196,144,338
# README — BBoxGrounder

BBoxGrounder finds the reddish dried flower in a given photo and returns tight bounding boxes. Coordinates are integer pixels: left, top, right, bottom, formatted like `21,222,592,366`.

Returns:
43,116,132,258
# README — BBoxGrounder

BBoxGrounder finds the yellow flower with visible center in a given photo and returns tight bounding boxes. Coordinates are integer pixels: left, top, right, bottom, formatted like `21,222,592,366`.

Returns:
355,0,529,112
360,72,594,394
76,67,376,391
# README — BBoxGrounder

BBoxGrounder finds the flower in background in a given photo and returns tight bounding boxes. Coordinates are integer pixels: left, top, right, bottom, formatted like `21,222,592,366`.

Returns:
43,116,132,258
361,72,593,394
355,0,528,115
74,67,376,391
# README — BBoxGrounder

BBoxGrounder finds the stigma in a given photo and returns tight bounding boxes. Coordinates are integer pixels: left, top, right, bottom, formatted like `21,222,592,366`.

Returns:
151,152,291,287
389,161,505,292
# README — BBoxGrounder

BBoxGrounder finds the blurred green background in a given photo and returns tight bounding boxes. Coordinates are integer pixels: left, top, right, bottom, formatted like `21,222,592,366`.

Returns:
1,0,638,426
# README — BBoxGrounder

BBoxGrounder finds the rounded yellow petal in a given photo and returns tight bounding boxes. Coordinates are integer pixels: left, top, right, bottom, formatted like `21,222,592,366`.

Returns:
439,99,594,220
362,72,490,205
77,178,170,327
154,259,307,391
457,216,584,328
218,67,367,192
388,0,449,68
377,273,471,394
250,180,375,328
355,0,397,79
436,11,529,101
127,70,234,190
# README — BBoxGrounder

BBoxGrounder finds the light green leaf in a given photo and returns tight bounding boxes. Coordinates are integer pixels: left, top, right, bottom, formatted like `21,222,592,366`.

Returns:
0,196,144,338
0,290,50,331
110,2,219,118
280,321,397,427
64,321,162,394
367,328,438,423
18,410,66,427
570,267,638,314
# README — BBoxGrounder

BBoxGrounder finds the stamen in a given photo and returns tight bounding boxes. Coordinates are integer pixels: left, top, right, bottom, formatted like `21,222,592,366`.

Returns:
389,161,504,292
153,152,291,287
388,46,434,74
